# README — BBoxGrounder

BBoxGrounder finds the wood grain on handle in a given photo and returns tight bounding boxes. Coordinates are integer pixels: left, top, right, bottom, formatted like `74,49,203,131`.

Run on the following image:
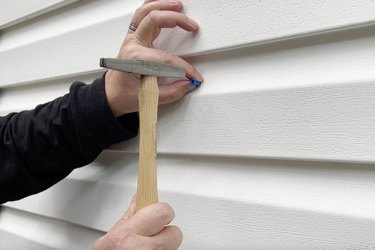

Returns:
136,75,159,211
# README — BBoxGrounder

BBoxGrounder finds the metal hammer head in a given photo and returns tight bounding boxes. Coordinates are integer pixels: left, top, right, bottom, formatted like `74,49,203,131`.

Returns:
100,58,185,78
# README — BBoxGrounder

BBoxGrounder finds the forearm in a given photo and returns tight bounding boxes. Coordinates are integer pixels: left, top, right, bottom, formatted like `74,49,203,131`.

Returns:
0,75,138,203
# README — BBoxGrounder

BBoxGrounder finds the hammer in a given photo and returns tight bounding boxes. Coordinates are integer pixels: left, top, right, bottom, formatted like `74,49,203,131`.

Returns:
100,58,185,211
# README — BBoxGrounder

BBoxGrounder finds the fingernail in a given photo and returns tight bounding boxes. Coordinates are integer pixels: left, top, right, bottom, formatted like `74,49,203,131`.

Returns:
188,18,199,27
195,72,204,83
189,78,202,87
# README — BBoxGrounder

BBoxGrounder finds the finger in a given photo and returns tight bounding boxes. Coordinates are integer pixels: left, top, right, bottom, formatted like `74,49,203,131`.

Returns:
127,202,175,236
135,10,199,47
106,195,137,233
159,80,196,105
151,226,183,250
122,195,137,221
129,0,183,34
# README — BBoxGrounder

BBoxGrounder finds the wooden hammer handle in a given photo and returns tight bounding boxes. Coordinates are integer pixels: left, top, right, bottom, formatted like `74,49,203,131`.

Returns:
136,75,159,211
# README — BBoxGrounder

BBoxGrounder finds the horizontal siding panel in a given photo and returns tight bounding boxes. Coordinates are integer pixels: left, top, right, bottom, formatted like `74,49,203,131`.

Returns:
2,27,375,163
2,0,375,86
0,72,101,114
2,81,375,163
0,207,103,250
0,0,79,29
0,231,52,250
0,0,140,53
153,83,375,163
5,153,375,249
157,27,375,163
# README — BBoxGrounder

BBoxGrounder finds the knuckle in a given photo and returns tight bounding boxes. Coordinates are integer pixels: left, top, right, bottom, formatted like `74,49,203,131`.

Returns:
148,10,160,22
122,42,140,60
134,6,144,16
155,202,175,221
162,51,175,64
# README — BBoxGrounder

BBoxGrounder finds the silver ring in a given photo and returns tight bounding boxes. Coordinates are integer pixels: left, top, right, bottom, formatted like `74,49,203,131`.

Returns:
129,23,138,32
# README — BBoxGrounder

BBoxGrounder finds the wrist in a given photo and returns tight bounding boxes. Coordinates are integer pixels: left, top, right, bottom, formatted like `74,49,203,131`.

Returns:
104,70,139,117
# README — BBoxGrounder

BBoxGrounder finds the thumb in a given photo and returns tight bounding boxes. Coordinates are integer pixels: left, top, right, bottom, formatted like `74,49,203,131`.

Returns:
122,195,137,221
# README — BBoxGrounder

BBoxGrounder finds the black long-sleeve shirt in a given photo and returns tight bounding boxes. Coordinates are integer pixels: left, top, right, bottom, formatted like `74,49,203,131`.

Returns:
0,75,139,204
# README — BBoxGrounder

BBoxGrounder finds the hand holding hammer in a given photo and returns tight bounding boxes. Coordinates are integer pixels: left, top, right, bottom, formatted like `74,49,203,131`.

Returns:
100,1,203,212
93,1,203,249
101,58,193,211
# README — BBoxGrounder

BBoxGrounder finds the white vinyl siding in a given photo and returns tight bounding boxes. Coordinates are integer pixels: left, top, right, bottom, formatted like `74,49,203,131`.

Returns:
1,0,375,249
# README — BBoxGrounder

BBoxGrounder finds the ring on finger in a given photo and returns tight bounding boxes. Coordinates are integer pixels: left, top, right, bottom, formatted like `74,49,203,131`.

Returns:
129,23,138,32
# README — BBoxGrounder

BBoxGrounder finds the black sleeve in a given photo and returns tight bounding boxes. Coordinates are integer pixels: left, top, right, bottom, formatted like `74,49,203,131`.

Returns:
0,75,139,204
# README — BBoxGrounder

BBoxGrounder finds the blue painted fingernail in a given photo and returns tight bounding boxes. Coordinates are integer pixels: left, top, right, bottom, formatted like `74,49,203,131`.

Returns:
189,78,202,87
